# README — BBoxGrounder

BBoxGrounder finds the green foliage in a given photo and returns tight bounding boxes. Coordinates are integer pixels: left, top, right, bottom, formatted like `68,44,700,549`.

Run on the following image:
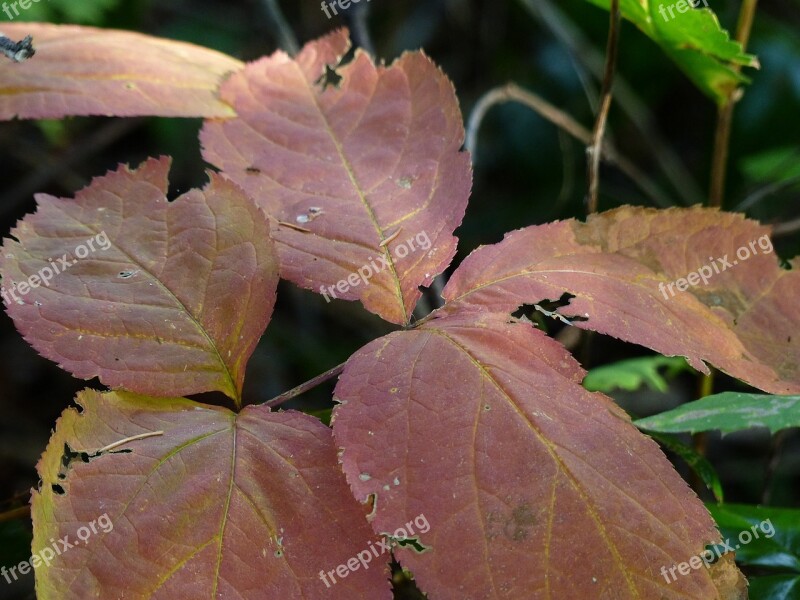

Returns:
584,0,758,104
707,503,800,597
635,393,800,435
583,355,691,392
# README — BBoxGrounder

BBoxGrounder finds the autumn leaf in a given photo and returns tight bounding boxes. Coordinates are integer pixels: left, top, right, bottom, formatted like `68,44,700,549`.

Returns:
201,29,471,325
31,390,391,599
333,312,741,598
0,23,241,119
0,157,277,403
441,206,800,394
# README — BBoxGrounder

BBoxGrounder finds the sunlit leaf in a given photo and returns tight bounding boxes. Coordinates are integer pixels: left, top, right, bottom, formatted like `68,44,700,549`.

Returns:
31,390,390,599
333,312,742,598
0,157,277,403
584,0,758,105
201,29,471,324
0,23,241,119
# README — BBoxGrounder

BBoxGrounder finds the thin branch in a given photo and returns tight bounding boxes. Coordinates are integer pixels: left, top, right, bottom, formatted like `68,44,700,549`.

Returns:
586,0,621,214
0,506,30,523
260,0,299,55
773,214,800,237
735,173,800,212
265,362,346,409
519,0,704,205
709,0,759,207
465,83,674,208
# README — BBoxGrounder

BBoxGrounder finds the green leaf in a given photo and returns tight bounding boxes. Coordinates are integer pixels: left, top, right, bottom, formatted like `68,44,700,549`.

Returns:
585,0,759,105
740,147,800,185
647,431,724,501
635,393,800,435
583,356,691,393
706,504,800,573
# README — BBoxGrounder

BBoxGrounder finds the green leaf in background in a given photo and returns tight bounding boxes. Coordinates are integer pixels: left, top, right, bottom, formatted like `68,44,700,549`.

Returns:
1,0,120,24
706,503,800,598
582,355,691,393
648,431,724,501
740,146,800,185
635,393,800,435
584,0,759,105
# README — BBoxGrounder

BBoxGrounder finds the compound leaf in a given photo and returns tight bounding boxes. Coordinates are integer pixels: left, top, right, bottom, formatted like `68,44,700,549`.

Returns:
31,390,390,599
442,206,800,395
201,29,471,325
333,312,743,598
0,157,277,403
0,23,241,119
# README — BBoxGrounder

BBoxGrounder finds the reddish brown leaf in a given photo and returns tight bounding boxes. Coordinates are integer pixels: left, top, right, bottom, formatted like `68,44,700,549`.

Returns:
31,390,390,599
441,206,800,394
0,157,276,403
201,29,471,324
0,23,241,119
333,313,741,599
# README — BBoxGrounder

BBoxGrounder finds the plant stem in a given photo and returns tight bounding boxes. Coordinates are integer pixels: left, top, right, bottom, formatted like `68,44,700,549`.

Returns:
265,362,346,409
586,0,621,214
0,506,30,523
708,0,759,207
260,0,299,55
465,84,674,207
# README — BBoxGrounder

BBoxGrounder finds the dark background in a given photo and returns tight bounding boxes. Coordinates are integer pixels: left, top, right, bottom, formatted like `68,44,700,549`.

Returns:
1,0,799,597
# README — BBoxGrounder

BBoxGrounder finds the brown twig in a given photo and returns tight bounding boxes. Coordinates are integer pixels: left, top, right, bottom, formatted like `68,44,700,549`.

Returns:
586,0,621,214
465,84,674,208
708,0,759,207
265,362,346,409
519,0,704,206
0,506,30,523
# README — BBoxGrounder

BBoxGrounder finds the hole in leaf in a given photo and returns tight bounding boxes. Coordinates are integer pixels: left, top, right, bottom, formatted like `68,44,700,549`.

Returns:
394,536,429,553
316,64,343,90
51,484,65,495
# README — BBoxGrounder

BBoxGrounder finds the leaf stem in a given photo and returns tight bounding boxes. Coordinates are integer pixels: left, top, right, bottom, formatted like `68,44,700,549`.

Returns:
265,362,346,409
586,0,621,214
708,0,759,207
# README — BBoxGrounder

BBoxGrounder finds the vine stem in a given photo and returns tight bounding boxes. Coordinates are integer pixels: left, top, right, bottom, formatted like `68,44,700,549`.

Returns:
465,83,674,207
265,362,346,409
708,0,759,207
0,506,30,523
586,0,621,214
